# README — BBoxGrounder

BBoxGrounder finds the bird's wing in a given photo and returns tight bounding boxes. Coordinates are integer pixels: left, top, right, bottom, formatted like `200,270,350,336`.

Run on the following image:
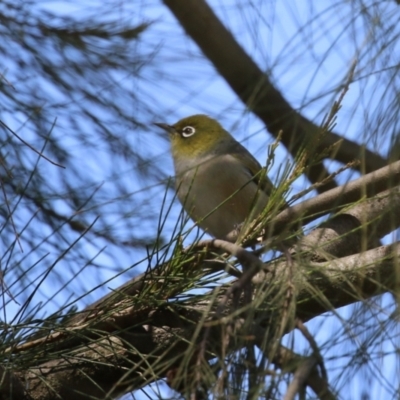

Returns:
229,141,275,195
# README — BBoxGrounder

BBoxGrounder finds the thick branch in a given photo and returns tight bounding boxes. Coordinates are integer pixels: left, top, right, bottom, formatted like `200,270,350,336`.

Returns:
13,241,400,399
226,160,400,242
24,180,400,342
18,178,400,356
9,178,400,398
163,0,387,190
259,243,400,322
296,186,400,260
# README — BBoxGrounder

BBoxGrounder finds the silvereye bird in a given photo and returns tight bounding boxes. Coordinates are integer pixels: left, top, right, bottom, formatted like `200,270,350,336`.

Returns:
155,115,275,240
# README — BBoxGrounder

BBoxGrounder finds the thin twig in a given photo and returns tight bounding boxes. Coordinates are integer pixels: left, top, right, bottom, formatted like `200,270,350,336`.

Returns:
289,160,359,203
191,239,267,397
0,175,22,252
0,119,65,168
296,318,327,381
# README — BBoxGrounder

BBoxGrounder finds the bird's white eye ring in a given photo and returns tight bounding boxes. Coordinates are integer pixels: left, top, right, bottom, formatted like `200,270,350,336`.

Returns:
181,126,196,137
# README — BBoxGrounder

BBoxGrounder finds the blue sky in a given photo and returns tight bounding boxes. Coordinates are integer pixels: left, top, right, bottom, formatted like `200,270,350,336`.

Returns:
3,0,400,398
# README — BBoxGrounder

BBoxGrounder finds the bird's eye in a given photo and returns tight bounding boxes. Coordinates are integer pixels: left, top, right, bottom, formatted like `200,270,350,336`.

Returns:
181,126,196,137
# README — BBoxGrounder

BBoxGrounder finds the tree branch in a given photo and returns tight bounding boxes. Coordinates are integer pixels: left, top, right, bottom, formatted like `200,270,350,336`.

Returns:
226,160,400,243
8,240,399,399
162,0,388,191
7,168,400,398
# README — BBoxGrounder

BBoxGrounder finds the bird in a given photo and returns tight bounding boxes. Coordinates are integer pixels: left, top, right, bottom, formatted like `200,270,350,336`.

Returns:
154,114,277,241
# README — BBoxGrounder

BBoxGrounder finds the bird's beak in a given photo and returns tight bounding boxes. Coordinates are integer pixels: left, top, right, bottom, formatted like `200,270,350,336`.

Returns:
153,122,176,134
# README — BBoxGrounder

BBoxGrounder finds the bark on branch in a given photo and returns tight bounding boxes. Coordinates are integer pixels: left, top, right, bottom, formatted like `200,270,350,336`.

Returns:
11,241,400,399
6,163,400,399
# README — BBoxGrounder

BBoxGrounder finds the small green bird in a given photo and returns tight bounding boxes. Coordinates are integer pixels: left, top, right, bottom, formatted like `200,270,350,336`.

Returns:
155,114,276,240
